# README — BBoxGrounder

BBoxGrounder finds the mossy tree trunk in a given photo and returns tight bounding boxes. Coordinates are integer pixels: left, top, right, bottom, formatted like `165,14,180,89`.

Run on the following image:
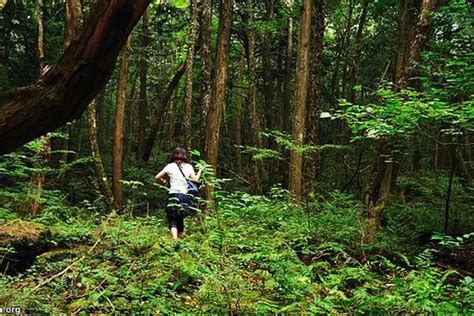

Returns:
112,36,131,210
288,0,312,201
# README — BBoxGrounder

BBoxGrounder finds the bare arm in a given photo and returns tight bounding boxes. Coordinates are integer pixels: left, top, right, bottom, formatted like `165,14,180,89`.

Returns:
155,169,168,185
189,165,204,182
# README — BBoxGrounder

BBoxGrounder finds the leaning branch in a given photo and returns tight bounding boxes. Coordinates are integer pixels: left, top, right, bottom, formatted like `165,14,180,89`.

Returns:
0,0,150,154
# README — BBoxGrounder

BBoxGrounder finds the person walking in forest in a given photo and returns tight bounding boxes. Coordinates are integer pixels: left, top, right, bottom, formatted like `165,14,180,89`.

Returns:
155,147,203,239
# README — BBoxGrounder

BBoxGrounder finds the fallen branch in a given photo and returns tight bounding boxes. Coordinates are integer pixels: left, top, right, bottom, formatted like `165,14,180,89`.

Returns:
31,214,114,292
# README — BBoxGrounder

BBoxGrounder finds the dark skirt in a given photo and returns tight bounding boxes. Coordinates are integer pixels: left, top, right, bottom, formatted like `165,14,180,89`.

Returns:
166,193,196,219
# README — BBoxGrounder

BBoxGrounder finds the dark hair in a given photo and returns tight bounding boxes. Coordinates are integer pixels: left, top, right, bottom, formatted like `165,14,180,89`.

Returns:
169,147,189,163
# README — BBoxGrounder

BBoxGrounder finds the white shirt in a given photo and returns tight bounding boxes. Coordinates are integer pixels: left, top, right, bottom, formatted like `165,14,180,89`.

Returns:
159,162,195,194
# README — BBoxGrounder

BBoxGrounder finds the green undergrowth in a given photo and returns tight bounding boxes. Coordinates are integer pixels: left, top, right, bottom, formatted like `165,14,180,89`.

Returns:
1,189,472,313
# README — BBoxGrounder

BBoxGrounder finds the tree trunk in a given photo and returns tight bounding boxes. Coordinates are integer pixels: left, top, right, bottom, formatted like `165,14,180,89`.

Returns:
234,54,245,174
29,136,50,215
142,63,185,162
330,0,354,102
0,0,151,155
199,0,212,157
166,93,177,144
246,0,264,193
362,0,436,243
87,100,116,210
362,139,393,243
288,0,312,201
262,0,274,132
56,0,84,177
183,0,199,150
137,8,149,161
35,0,45,73
282,12,293,134
65,0,83,47
304,0,325,198
280,10,293,188
347,0,369,103
112,36,131,211
394,0,418,90
203,0,233,199
29,0,49,215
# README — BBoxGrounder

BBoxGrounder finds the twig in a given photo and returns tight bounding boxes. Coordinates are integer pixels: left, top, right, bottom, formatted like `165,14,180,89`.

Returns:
31,214,114,292
32,238,101,292
436,262,474,277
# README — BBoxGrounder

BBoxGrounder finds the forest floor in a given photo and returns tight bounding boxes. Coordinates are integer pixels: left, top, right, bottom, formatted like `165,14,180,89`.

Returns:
1,189,473,313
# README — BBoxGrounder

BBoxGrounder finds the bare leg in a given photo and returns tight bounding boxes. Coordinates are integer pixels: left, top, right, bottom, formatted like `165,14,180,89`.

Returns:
170,227,179,239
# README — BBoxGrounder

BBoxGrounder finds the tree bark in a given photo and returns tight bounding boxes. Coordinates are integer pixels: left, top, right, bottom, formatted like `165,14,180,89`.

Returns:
203,0,233,167
142,63,186,162
56,0,84,176
87,100,115,210
330,0,354,101
203,0,233,199
112,36,131,211
137,8,149,161
183,0,199,150
234,54,245,174
362,139,393,243
65,0,83,47
262,0,274,132
0,0,151,155
362,0,437,243
347,0,369,103
199,0,212,157
394,0,418,90
166,93,177,143
29,0,48,215
282,11,293,134
29,136,50,215
246,0,264,193
304,0,325,198
35,0,45,73
279,8,293,188
288,0,312,201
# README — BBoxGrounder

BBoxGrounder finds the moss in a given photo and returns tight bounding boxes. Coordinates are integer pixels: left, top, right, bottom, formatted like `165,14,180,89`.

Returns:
0,219,51,275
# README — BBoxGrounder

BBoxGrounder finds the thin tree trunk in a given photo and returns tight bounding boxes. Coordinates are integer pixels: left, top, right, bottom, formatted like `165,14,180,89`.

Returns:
29,136,50,215
288,0,312,201
347,0,369,103
35,0,45,73
282,13,293,134
362,139,393,243
304,0,325,198
203,0,233,199
142,63,185,162
29,0,49,215
246,0,264,193
137,8,149,161
58,0,84,170
444,143,455,234
166,93,177,143
262,0,274,131
234,54,245,174
125,71,138,158
87,100,116,210
183,0,199,149
199,0,212,158
280,10,293,188
330,0,354,101
394,0,418,90
112,36,131,210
